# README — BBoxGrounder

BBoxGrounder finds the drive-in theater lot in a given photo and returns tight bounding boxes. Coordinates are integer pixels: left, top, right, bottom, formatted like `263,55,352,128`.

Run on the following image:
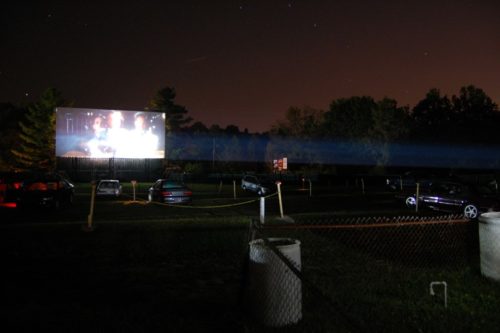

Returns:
2,178,500,332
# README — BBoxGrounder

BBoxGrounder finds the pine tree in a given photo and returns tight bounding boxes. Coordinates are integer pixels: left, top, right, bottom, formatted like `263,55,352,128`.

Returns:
150,87,192,131
11,88,68,171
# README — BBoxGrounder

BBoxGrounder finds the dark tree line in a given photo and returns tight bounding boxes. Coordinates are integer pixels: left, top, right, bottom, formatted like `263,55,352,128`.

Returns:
270,85,499,145
266,85,499,172
1,84,498,173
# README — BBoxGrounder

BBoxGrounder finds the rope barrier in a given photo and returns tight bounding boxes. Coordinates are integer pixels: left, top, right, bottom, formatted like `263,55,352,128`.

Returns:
121,192,278,209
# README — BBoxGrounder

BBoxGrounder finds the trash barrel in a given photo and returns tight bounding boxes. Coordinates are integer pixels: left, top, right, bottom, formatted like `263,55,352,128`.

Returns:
479,212,500,281
248,238,302,327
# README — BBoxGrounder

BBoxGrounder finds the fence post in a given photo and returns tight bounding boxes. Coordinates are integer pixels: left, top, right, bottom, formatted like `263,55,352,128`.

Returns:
131,180,137,201
233,180,236,199
361,178,365,195
415,182,420,212
308,179,312,197
277,181,284,219
85,182,96,232
260,197,265,223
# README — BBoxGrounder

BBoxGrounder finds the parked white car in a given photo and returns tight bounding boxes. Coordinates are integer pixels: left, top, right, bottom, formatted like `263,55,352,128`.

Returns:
241,175,274,196
96,180,122,198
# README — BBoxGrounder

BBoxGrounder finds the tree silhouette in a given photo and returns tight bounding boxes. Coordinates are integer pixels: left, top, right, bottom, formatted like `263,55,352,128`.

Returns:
150,87,192,131
451,85,498,143
11,88,68,171
324,96,376,139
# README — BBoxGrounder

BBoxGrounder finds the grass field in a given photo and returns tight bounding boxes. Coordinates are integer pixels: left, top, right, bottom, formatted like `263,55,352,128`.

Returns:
3,182,500,332
1,217,250,332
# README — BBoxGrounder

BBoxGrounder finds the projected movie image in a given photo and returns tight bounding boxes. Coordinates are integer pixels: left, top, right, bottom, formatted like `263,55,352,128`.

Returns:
56,108,165,158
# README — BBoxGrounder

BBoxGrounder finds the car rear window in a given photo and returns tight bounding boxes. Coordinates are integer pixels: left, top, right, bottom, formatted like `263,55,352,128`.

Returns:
162,182,184,189
100,182,118,189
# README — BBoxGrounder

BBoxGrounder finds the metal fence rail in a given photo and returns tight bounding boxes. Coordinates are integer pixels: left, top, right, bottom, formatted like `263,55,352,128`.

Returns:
243,214,483,332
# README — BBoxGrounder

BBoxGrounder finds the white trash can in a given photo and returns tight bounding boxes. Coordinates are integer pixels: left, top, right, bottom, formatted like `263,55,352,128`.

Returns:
248,238,302,327
479,212,500,281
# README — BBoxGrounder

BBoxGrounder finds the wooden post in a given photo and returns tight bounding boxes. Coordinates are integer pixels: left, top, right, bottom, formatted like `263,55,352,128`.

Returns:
260,197,265,223
85,182,96,232
277,181,284,219
415,182,420,212
131,180,137,201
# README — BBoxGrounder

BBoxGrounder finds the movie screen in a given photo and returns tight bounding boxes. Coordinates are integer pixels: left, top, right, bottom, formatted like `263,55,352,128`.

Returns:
56,108,165,158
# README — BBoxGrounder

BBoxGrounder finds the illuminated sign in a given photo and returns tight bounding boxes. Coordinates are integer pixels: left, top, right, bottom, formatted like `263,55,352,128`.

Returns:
273,157,288,171
56,107,165,159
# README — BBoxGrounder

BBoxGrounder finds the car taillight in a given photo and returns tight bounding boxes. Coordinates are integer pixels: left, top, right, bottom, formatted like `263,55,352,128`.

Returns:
161,191,172,196
13,182,22,190
184,191,192,196
28,182,48,191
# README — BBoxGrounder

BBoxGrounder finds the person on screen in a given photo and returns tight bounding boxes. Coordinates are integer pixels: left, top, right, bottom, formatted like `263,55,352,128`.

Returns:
86,115,110,157
129,112,159,158
105,111,128,157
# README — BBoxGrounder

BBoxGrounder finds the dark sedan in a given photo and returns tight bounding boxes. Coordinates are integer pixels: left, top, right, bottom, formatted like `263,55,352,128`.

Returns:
386,171,439,191
402,179,500,219
18,173,75,210
0,172,27,208
147,180,192,204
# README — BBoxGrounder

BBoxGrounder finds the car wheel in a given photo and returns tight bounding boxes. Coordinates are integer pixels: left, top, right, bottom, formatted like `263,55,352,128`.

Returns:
464,204,479,220
405,196,416,207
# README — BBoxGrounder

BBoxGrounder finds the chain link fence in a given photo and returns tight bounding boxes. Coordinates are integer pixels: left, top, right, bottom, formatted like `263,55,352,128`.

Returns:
240,214,500,332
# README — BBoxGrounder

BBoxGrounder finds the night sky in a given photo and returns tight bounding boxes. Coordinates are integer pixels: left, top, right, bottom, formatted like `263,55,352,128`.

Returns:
2,1,499,133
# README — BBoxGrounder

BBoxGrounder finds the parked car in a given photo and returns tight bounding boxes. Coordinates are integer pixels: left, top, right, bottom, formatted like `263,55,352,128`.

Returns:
18,173,75,210
241,175,275,196
386,171,436,191
96,179,122,198
0,172,27,208
402,179,500,219
148,179,192,204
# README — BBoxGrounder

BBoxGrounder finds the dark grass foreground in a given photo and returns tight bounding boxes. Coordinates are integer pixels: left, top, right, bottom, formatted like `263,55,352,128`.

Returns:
4,202,500,332
1,218,250,332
